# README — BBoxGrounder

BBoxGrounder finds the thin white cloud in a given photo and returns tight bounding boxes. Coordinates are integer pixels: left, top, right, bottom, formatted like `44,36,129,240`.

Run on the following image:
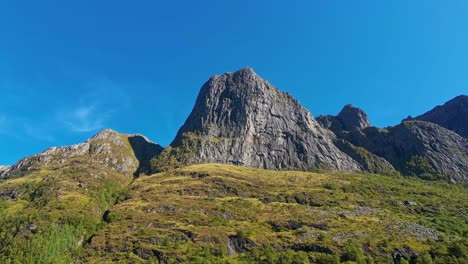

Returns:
57,78,131,133
1,75,131,138
61,105,106,132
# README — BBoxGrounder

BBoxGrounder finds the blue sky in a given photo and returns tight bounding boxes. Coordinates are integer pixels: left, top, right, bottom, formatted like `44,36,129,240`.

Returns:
0,1,467,165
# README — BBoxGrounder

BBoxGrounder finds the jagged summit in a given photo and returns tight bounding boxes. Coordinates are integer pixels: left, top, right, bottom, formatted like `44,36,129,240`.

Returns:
337,104,371,131
318,100,468,184
167,68,361,171
411,95,468,138
317,104,371,132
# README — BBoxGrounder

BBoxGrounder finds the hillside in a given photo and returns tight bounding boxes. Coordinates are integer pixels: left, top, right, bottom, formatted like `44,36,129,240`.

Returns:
0,163,466,263
0,68,467,263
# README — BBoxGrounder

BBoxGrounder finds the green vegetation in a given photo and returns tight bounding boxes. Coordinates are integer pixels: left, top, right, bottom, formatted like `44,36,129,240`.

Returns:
405,155,439,181
0,161,131,263
0,163,466,263
334,140,398,176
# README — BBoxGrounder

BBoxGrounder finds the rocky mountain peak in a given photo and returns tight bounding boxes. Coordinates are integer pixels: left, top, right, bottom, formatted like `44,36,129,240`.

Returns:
89,128,121,141
412,95,468,138
337,104,371,131
166,68,361,171
1,129,163,179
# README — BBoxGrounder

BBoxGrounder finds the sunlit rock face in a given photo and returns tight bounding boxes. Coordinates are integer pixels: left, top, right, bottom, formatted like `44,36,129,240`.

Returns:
170,68,361,171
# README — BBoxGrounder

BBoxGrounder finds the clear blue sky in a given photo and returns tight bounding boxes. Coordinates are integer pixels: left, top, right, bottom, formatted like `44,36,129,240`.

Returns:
0,0,467,165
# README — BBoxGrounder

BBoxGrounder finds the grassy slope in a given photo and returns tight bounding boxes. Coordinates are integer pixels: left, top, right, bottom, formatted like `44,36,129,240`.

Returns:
87,164,467,263
0,133,136,263
0,162,466,263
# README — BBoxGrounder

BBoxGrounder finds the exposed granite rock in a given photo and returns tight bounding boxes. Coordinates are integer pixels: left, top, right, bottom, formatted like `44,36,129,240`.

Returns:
410,95,468,138
337,104,371,131
361,121,468,183
317,104,370,132
1,129,163,179
317,105,396,175
165,68,361,171
0,165,10,178
388,222,438,241
319,103,468,183
317,105,372,148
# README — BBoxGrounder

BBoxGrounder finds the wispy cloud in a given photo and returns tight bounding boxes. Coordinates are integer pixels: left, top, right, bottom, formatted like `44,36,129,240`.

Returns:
0,74,132,142
60,105,106,132
57,78,131,133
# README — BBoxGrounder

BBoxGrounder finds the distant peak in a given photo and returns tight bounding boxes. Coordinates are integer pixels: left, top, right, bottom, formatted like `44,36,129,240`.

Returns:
337,104,371,130
90,128,119,139
88,129,131,146
413,94,468,138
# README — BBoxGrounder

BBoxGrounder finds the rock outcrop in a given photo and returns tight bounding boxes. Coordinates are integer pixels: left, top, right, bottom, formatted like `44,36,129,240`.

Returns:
337,104,371,130
317,105,396,175
0,129,163,179
0,165,10,178
362,121,468,183
319,103,468,184
165,68,361,171
410,95,468,138
318,104,370,133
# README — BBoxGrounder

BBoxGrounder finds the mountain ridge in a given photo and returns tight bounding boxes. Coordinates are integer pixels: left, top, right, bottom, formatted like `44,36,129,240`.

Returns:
0,67,466,263
0,129,163,179
1,68,466,183
409,95,468,138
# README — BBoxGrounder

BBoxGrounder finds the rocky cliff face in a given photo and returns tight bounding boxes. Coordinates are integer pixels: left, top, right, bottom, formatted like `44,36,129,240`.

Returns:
168,68,361,171
410,95,468,138
319,104,468,184
0,129,163,179
317,105,396,175
363,121,468,183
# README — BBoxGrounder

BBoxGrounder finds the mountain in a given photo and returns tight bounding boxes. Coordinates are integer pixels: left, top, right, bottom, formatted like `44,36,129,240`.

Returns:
410,95,468,138
0,69,467,263
318,104,468,184
160,68,361,172
0,129,163,179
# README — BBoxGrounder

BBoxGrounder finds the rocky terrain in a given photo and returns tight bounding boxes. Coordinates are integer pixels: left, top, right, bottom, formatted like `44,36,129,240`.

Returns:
152,68,467,183
165,68,361,172
318,104,468,184
0,129,163,179
410,95,468,138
